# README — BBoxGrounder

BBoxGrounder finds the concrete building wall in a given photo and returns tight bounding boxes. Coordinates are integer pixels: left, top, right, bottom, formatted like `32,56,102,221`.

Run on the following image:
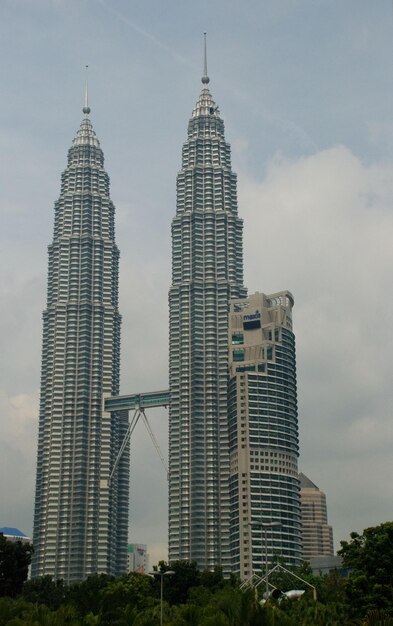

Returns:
299,473,334,560
127,544,148,574
228,291,302,580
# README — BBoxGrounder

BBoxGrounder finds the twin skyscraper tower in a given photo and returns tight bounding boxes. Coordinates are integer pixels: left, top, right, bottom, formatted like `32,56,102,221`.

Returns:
32,53,302,583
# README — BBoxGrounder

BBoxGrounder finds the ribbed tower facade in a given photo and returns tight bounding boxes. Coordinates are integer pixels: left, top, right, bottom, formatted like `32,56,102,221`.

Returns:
32,102,129,582
169,62,246,569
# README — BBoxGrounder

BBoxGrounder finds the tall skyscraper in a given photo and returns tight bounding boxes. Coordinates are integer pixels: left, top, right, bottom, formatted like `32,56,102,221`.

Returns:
168,47,246,570
228,292,302,579
299,472,334,560
32,97,129,583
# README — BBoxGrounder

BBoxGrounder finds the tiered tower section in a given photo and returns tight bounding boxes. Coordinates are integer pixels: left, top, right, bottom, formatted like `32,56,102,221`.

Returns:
169,67,246,569
32,105,128,582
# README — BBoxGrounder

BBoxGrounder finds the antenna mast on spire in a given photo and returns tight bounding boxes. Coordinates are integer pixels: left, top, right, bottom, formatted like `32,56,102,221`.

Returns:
83,65,91,115
202,32,210,85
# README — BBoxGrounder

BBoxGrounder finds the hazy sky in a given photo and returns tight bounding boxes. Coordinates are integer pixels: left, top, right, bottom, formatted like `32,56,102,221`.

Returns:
1,0,393,566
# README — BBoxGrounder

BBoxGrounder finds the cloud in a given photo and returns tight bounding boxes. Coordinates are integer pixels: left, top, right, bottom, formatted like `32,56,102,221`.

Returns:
118,240,170,559
0,391,38,447
240,145,393,546
0,391,38,532
148,543,168,569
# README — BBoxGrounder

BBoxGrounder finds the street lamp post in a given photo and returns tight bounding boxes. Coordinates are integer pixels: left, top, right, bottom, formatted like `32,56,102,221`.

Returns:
249,521,282,599
149,570,175,626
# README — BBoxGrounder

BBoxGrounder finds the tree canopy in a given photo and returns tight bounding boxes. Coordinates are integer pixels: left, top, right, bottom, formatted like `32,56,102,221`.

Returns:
0,535,33,598
0,522,393,624
338,521,393,618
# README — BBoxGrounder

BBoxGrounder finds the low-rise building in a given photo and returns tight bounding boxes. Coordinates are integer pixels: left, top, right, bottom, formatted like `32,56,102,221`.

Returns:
0,527,31,544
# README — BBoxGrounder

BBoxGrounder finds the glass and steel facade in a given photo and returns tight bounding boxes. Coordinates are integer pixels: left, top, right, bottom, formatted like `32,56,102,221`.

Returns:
32,109,129,582
168,77,246,570
228,292,302,579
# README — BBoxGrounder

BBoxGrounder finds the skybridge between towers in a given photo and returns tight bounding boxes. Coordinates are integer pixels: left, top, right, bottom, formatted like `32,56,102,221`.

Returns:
105,389,170,413
104,390,170,487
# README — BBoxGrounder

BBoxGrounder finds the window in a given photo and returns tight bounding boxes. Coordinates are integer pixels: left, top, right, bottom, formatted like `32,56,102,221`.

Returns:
232,332,244,345
233,349,245,362
243,319,261,330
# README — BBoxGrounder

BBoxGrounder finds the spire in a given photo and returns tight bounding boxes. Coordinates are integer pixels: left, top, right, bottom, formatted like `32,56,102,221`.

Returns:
73,65,99,148
83,65,91,115
72,68,99,148
201,32,210,85
192,33,219,118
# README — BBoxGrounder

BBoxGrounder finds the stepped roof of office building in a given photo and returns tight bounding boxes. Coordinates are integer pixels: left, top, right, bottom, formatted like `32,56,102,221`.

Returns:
299,472,319,490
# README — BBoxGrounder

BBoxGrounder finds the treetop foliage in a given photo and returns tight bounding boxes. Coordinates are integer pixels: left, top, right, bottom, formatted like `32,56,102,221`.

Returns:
0,534,33,599
338,521,393,619
1,522,393,624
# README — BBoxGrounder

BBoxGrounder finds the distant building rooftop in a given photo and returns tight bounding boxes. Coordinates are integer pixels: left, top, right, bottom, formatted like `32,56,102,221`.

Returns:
299,472,319,490
0,527,30,542
309,555,349,576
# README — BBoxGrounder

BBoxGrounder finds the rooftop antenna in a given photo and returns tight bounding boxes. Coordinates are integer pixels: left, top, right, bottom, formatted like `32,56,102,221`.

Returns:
202,32,210,85
83,65,91,115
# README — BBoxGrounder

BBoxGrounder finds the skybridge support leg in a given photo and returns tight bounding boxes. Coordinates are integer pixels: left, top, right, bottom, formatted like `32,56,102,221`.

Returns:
140,409,168,478
107,406,168,486
108,408,141,486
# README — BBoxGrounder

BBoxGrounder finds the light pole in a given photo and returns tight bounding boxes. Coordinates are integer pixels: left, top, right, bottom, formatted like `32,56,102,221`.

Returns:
149,570,175,626
249,521,282,599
